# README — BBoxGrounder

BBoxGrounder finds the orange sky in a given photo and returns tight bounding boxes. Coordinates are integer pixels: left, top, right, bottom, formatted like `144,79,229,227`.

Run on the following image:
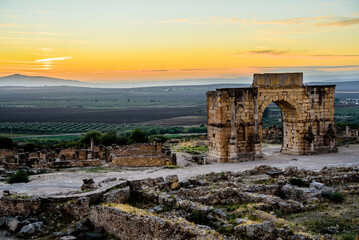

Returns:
0,0,359,82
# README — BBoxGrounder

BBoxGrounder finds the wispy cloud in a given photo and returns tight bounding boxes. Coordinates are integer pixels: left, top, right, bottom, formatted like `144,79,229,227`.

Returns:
255,65,359,69
314,17,359,26
34,57,72,62
234,48,359,58
159,18,189,23
0,23,23,28
237,49,291,55
185,15,359,27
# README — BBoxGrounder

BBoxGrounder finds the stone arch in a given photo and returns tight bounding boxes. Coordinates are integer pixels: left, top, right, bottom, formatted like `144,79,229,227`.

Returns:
206,72,337,163
258,96,300,122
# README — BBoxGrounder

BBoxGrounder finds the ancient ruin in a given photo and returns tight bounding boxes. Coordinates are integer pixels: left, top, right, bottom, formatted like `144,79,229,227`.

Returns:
0,144,104,170
108,139,176,167
207,73,337,162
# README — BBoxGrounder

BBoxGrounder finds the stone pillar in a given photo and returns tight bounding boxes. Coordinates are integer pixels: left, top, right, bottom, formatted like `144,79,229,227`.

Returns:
90,138,94,152
253,92,262,158
228,98,238,161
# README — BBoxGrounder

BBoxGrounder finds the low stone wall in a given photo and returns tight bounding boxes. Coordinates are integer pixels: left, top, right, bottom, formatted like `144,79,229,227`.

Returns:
46,159,103,168
89,205,221,240
112,156,168,167
0,197,42,217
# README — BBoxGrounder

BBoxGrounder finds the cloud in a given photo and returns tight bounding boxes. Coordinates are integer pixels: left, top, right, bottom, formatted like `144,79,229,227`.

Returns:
34,57,72,62
237,49,291,55
314,17,359,26
235,49,359,58
159,18,189,23
190,15,359,27
253,65,359,69
0,23,23,28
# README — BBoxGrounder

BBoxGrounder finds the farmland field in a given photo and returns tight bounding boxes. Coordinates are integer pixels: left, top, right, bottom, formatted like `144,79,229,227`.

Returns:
0,85,359,137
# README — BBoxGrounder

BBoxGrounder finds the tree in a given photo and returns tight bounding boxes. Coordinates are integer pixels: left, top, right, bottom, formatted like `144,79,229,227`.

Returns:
0,136,17,149
80,130,103,145
101,131,118,146
130,128,148,143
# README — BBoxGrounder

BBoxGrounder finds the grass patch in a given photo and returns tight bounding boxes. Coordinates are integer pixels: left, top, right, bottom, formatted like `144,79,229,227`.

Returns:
177,145,208,155
304,216,358,235
163,164,179,169
288,177,309,187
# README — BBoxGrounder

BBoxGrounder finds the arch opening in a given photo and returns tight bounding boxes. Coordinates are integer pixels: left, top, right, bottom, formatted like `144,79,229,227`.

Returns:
259,100,299,155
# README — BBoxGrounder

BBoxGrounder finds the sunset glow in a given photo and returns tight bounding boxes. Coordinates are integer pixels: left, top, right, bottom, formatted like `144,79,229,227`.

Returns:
0,0,359,82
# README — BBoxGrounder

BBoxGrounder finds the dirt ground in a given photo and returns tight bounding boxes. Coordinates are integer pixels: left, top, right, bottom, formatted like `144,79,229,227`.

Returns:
1,144,358,197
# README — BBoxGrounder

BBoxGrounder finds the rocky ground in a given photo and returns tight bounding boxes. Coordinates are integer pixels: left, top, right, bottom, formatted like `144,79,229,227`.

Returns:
0,164,358,239
0,144,358,239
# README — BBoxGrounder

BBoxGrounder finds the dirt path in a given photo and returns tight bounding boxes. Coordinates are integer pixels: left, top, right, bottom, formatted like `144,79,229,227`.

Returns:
1,144,358,197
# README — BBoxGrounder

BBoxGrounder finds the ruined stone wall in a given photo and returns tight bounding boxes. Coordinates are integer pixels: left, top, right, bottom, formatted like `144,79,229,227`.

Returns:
112,156,169,167
47,159,102,168
207,73,337,163
89,205,219,240
110,143,173,167
0,149,17,163
59,148,76,160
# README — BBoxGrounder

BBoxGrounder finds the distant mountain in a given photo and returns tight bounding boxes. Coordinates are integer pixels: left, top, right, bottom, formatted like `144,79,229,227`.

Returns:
0,74,89,87
0,73,359,90
0,74,252,88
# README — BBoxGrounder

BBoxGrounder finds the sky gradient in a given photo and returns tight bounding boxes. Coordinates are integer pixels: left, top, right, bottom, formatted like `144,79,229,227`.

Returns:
0,0,359,82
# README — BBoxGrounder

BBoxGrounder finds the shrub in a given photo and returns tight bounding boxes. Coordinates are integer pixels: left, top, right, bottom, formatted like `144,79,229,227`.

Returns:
116,136,129,146
275,209,284,217
288,177,309,187
326,192,344,203
187,210,210,225
7,170,30,184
